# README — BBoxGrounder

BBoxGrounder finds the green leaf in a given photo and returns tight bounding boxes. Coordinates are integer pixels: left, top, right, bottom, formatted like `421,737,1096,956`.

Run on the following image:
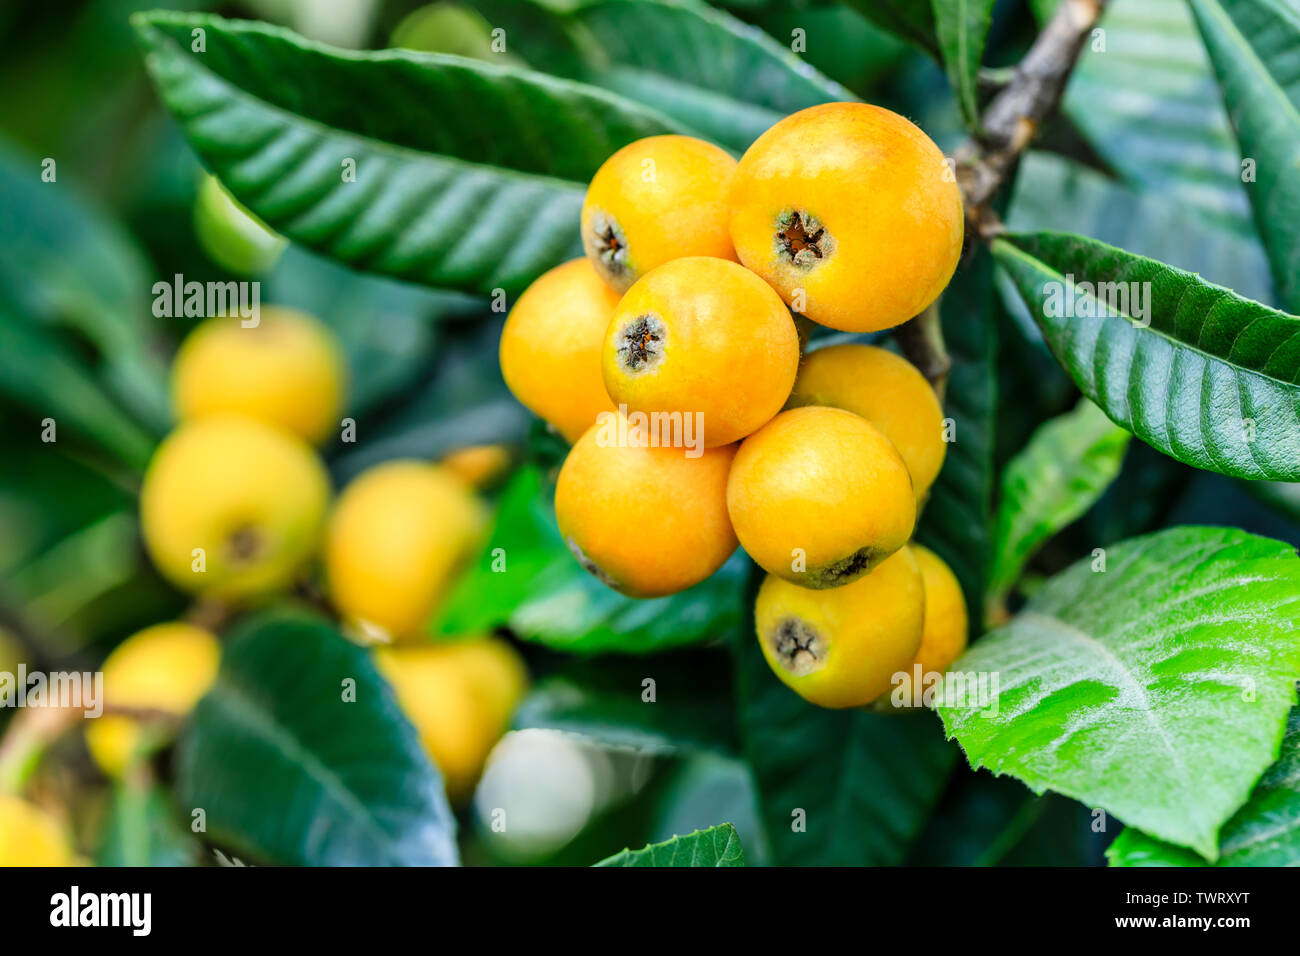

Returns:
513,651,738,755
0,315,157,472
908,771,1104,866
843,0,938,56
593,822,745,866
931,0,996,128
435,465,747,654
132,11,683,297
733,570,956,866
1007,151,1273,304
993,231,1300,481
566,0,854,151
177,611,458,866
0,142,169,433
1189,0,1300,313
1108,706,1300,867
989,399,1130,602
936,526,1300,859
331,316,530,483
97,781,197,867
917,246,999,631
1061,0,1256,233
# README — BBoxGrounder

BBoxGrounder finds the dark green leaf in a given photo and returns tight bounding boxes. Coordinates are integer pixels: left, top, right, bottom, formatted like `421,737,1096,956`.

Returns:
593,822,745,866
1189,0,1300,312
331,316,530,482
1108,706,1300,866
0,142,168,433
0,315,157,472
568,0,853,151
133,11,683,297
177,611,458,866
908,770,1105,866
513,651,738,755
917,246,999,633
844,0,938,56
994,231,1300,481
989,399,1130,602
1061,0,1256,234
931,0,996,128
936,526,1300,859
435,465,747,654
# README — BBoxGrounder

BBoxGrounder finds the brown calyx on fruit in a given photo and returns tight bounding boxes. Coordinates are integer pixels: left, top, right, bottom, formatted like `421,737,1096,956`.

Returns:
775,210,833,268
769,617,826,677
587,209,629,282
225,524,265,564
615,315,665,372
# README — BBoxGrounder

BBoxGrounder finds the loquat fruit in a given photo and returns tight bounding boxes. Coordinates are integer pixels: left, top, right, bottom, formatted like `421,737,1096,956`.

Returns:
326,461,486,642
729,102,963,332
555,415,738,598
787,343,946,500
85,622,221,777
171,306,347,445
727,406,914,588
754,546,924,708
581,135,738,292
499,258,620,443
601,256,799,448
374,637,528,802
911,544,968,677
140,417,331,601
0,794,80,867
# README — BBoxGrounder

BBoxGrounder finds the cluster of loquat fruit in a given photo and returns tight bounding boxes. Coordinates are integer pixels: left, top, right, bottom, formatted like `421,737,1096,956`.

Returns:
0,305,534,868
501,102,971,709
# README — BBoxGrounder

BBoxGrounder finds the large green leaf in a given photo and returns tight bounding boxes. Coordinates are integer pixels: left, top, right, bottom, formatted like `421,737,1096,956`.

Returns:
931,0,996,128
994,231,1300,481
733,570,956,866
593,822,745,866
936,526,1300,859
1060,0,1255,233
917,246,999,632
513,651,738,755
0,314,157,473
132,11,683,297
567,0,853,151
435,465,747,654
0,142,168,433
843,0,938,56
1108,707,1300,866
989,399,1130,602
177,611,458,866
1006,151,1273,305
1190,0,1300,313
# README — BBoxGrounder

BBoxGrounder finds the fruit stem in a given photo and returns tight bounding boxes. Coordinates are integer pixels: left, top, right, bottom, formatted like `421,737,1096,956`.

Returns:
956,0,1107,235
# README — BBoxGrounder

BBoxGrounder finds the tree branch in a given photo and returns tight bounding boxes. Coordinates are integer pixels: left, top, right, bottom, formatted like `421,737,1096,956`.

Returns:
898,0,1106,385
956,0,1106,237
